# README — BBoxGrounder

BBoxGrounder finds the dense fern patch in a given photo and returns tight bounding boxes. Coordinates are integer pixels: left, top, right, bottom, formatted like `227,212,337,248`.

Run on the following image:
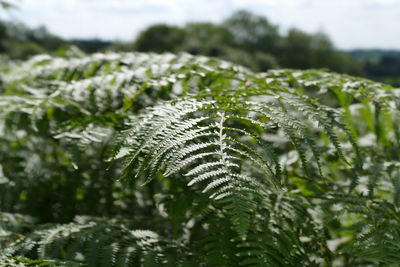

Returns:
0,52,399,266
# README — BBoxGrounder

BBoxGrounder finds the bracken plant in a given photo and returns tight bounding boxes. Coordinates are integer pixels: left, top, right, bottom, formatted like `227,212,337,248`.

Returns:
0,52,399,266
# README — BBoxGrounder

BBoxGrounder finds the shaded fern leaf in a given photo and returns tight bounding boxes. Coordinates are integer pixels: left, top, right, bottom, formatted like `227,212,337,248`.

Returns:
6,218,181,267
0,255,81,267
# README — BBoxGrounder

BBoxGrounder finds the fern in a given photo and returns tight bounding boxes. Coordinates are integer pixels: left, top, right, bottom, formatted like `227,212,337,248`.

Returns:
3,217,186,267
1,52,399,266
0,256,78,267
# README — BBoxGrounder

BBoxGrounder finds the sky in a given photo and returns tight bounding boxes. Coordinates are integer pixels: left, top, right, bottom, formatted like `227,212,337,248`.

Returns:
5,0,400,50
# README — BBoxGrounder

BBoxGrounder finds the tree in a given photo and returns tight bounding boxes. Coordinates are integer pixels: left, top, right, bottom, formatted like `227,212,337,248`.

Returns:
182,23,234,57
223,10,281,55
134,24,186,53
0,21,67,59
0,0,16,10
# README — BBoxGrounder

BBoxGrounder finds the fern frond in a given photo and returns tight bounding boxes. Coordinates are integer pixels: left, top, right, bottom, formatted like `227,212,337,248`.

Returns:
2,52,400,266
6,218,182,267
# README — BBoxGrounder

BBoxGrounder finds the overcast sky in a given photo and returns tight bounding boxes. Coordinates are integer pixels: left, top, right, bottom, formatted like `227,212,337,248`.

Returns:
6,0,400,50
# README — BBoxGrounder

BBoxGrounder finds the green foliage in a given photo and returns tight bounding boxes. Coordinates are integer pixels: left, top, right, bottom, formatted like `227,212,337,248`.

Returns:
5,217,182,267
0,256,73,267
0,0,16,10
130,10,363,76
0,52,399,266
0,21,67,59
351,50,400,87
134,24,186,54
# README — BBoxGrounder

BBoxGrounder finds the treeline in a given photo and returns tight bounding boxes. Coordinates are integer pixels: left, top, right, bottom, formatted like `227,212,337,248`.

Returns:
0,10,399,86
0,20,110,59
350,49,400,86
0,21,66,59
125,10,364,75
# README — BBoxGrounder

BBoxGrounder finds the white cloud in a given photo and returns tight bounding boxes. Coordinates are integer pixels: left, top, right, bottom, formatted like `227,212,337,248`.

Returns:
11,0,400,49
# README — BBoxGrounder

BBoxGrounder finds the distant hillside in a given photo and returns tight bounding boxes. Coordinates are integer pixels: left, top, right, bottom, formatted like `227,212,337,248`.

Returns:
348,49,400,63
71,39,113,53
347,49,400,87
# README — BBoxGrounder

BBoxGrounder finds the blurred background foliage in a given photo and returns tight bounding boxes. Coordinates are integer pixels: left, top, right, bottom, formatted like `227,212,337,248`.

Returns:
0,7,399,87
